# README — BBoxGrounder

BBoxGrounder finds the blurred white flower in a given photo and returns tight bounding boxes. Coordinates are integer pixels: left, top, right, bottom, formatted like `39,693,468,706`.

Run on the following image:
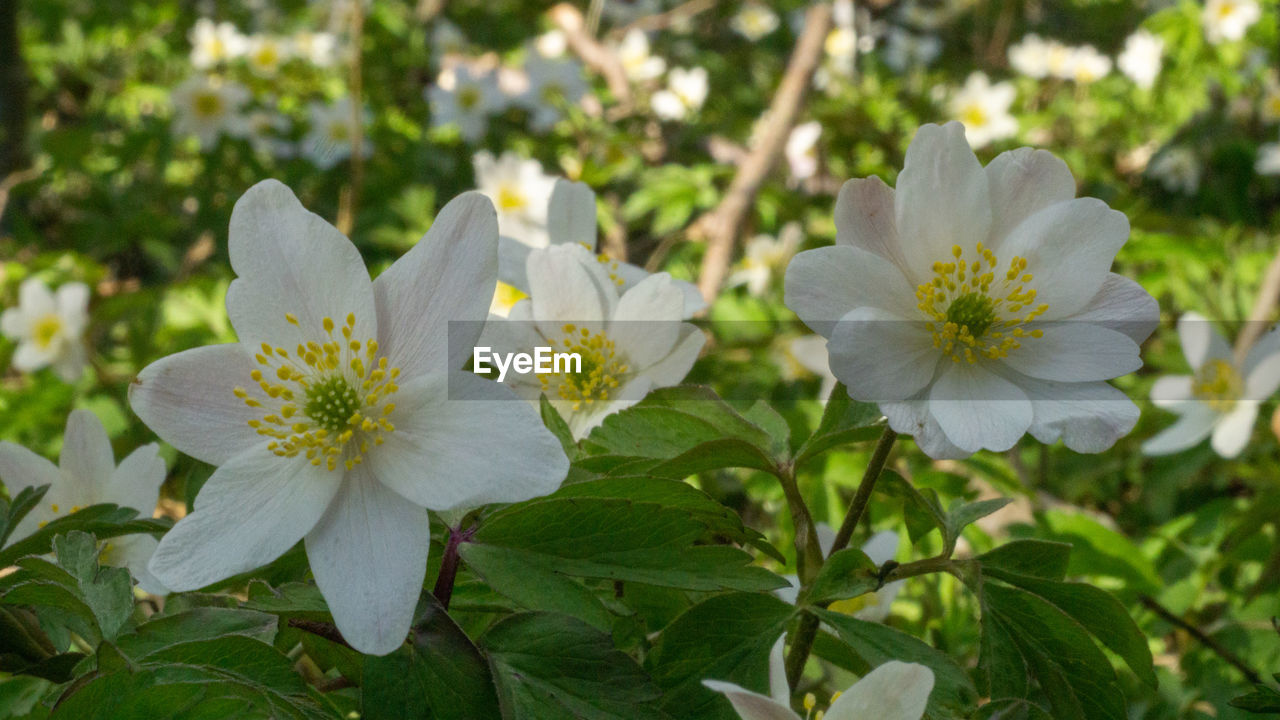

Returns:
786,335,838,400
786,121,822,182
301,97,371,170
430,19,469,64
1203,0,1260,44
518,55,587,132
729,222,804,296
1144,313,1280,457
652,66,708,120
0,410,166,594
426,65,503,143
786,122,1157,458
1257,141,1280,175
479,243,704,439
171,75,250,149
882,28,941,72
1008,34,1051,79
949,72,1018,149
240,107,294,158
2,278,89,382
131,181,568,655
246,35,290,77
1148,147,1201,194
1067,45,1112,84
473,150,558,252
292,30,339,67
1117,30,1163,89
615,29,666,83
189,18,248,69
731,2,780,41
535,29,568,58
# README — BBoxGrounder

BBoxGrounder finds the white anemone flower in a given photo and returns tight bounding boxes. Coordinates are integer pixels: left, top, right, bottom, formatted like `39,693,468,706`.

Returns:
1118,30,1164,89
301,97,371,170
785,122,1157,459
785,121,822,183
949,72,1018,149
731,2,781,41
245,35,291,77
479,243,705,439
1203,0,1261,44
616,29,666,83
496,179,704,317
729,222,804,297
473,150,558,249
189,18,248,69
1144,313,1280,458
704,634,934,720
292,31,339,67
129,181,568,655
1148,147,1201,194
882,28,942,73
652,67,709,121
0,410,166,594
518,55,587,133
426,65,503,144
785,335,838,401
1066,45,1112,84
171,75,250,149
1007,34,1052,79
1257,141,1280,175
2,278,90,381
240,107,294,158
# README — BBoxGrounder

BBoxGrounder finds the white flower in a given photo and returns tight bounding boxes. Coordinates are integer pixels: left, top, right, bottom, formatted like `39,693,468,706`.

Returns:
426,65,503,143
2,278,89,381
189,18,247,69
1144,313,1280,457
430,19,468,64
245,35,291,77
1203,0,1260,44
949,72,1018,149
536,30,568,58
785,121,822,182
704,634,934,720
775,526,904,622
518,55,587,132
292,31,339,67
615,29,666,83
1148,147,1201,194
494,178,705,317
130,181,568,655
1118,30,1163,89
302,97,371,170
171,75,250,149
473,150,558,249
0,410,166,594
1008,34,1051,79
729,223,803,297
1257,141,1280,175
731,2,781,41
652,66,708,121
786,335,838,401
882,28,941,72
479,243,705,439
240,108,294,158
1065,45,1112,84
785,122,1157,458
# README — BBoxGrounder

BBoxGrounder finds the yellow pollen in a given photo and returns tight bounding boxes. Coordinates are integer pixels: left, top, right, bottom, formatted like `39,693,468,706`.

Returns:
496,185,526,211
540,326,629,412
193,92,223,117
33,315,63,349
236,312,401,472
1192,358,1242,412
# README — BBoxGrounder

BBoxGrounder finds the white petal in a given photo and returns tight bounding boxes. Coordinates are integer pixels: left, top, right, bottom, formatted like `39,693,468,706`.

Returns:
834,176,912,282
547,180,597,249
55,283,90,332
984,147,1076,248
783,245,917,338
568,375,654,440
111,534,167,595
861,530,899,566
1245,327,1280,398
367,372,567,511
1,307,28,338
929,363,1033,453
882,398,969,459
0,442,61,501
1070,274,1159,345
638,323,705,387
894,122,992,278
305,466,428,655
997,198,1129,320
767,635,789,704
1001,323,1141,382
59,409,115,487
826,661,934,720
375,192,498,379
855,582,903,623
1210,402,1257,458
18,278,56,318
52,341,87,382
497,235,534,291
129,344,264,466
828,307,939,402
225,179,377,351
12,341,55,372
147,446,341,591
1142,405,1217,455
104,443,165,517
1177,311,1230,371
610,273,684,368
1006,374,1141,453
527,245,616,336
700,680,799,720
1150,375,1193,409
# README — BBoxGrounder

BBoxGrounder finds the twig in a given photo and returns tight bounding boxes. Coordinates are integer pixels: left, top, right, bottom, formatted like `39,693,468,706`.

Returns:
287,618,354,650
690,3,832,307
336,2,366,236
1233,246,1280,364
1139,595,1262,685
432,525,472,610
316,676,357,692
550,4,633,108
612,0,718,37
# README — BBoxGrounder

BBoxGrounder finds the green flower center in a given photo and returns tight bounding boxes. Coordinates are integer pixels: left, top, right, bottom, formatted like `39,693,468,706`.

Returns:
1192,358,1242,411
33,314,63,349
944,292,997,339
304,375,362,433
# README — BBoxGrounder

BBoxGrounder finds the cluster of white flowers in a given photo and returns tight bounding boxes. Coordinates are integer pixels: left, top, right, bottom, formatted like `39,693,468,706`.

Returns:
189,18,339,72
731,2,781,42
1008,34,1113,84
948,72,1018,149
652,67,710,121
2,278,90,382
1202,0,1261,44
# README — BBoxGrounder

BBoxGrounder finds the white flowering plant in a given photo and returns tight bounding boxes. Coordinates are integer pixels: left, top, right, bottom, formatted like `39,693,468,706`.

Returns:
3,1,1280,719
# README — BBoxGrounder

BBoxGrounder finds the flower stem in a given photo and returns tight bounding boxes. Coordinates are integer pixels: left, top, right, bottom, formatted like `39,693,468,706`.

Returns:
777,461,823,584
432,525,468,611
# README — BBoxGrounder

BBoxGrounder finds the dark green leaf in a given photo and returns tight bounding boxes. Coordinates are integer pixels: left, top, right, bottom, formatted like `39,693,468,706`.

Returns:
977,540,1072,581
0,505,169,569
0,486,50,547
805,549,877,606
794,383,882,465
540,395,579,463
1231,684,1280,713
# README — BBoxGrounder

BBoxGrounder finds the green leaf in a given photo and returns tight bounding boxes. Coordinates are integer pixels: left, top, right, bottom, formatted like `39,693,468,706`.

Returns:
482,612,667,719
362,596,500,720
113,607,278,660
0,486,50,547
1,532,134,644
540,395,579,463
459,544,613,631
812,610,979,720
878,470,946,543
974,698,1055,720
794,383,883,465
243,581,334,622
977,540,1072,581
1231,684,1280,713
944,498,1012,549
468,497,786,593
805,549,877,606
0,504,169,569
646,593,794,720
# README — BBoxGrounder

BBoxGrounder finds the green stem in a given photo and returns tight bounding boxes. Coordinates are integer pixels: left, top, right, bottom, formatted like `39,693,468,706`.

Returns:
777,461,823,585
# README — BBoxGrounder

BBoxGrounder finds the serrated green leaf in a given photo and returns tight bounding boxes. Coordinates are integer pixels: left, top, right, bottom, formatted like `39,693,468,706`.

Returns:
114,608,278,660
0,505,169,569
805,548,877,606
540,395,579,462
52,533,133,641
0,486,50,547
459,543,613,630
945,498,1012,547
794,383,883,465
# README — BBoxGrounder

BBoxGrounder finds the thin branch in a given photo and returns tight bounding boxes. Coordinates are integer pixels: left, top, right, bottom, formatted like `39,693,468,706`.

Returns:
1139,595,1262,685
828,427,898,555
1233,246,1280,364
336,3,367,237
690,3,832,307
550,4,633,108
287,618,354,650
